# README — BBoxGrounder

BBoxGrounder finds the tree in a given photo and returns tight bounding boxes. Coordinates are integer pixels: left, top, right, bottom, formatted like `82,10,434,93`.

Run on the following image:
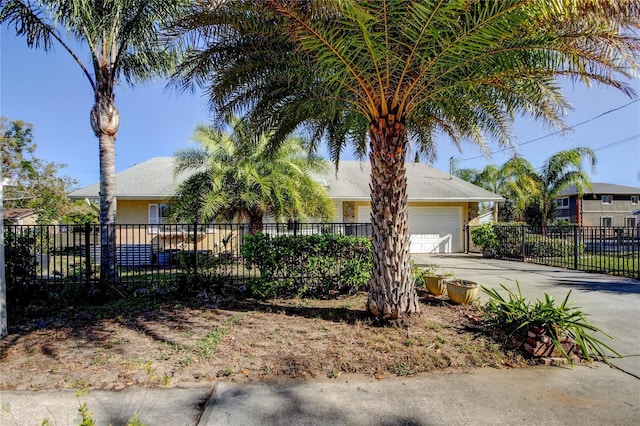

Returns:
504,148,596,227
1,117,77,223
456,165,506,222
171,1,639,322
172,118,335,234
1,0,186,282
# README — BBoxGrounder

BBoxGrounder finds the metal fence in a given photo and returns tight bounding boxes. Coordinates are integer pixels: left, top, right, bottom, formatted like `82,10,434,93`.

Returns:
4,222,373,287
468,224,640,279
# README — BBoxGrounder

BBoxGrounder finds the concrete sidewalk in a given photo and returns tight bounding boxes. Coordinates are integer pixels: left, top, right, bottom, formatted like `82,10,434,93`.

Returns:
2,254,639,425
1,366,638,425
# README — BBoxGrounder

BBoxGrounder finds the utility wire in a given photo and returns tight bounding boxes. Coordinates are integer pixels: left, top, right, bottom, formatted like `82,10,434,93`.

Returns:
457,99,640,162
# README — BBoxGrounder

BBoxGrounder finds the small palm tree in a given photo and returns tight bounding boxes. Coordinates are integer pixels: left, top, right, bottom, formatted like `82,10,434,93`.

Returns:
504,148,596,227
172,118,335,234
1,0,186,282
457,165,514,222
170,1,639,322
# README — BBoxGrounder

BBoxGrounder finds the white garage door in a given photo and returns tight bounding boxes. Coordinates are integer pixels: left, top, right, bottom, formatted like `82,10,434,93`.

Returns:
357,206,462,253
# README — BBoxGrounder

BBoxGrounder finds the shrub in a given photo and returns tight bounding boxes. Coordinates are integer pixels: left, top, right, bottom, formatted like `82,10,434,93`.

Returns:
241,233,372,299
493,222,527,258
483,283,620,365
471,223,498,249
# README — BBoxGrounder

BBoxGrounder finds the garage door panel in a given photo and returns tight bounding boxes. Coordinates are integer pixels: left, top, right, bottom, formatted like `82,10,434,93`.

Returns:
358,206,462,253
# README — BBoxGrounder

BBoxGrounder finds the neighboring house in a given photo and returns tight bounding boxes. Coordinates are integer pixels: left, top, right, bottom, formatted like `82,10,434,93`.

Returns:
3,208,38,225
69,158,502,253
554,183,640,228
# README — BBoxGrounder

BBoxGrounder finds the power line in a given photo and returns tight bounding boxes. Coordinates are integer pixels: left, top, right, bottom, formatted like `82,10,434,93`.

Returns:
457,99,639,162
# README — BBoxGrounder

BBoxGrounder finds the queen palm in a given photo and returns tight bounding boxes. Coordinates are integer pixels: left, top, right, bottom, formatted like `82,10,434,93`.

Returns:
172,119,335,234
456,165,510,222
171,1,639,322
504,148,597,227
1,0,186,282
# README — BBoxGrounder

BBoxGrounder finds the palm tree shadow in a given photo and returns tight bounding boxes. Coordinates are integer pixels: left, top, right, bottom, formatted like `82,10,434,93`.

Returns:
230,299,373,325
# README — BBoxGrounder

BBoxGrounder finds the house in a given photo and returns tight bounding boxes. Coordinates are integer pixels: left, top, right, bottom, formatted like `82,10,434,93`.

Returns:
69,158,502,253
2,208,38,225
554,182,640,228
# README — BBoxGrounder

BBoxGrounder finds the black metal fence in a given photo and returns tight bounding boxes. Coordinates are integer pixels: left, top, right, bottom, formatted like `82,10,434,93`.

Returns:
4,222,373,287
468,224,640,279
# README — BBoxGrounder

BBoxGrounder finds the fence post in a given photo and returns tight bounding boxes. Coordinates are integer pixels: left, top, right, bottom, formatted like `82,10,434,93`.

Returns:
84,222,92,283
464,224,469,254
520,225,526,259
573,225,579,270
193,222,198,274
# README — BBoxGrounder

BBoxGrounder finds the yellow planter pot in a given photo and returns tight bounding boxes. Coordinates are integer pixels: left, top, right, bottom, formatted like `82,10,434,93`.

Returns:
445,279,479,305
423,275,448,296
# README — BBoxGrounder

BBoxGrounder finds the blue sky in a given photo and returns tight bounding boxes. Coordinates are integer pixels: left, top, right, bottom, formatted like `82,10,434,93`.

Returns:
1,26,639,189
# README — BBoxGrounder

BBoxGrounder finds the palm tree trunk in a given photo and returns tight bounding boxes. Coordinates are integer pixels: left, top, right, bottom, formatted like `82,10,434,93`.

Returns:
366,116,419,323
248,212,264,235
91,91,120,284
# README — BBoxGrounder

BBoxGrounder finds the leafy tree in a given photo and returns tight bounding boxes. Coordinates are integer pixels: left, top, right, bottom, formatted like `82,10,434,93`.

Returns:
1,117,77,223
172,118,335,234
61,201,99,224
504,148,596,227
171,1,639,322
1,0,186,282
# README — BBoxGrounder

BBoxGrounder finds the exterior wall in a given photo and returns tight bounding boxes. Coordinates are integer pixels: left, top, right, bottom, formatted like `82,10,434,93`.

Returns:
578,194,638,227
117,200,153,224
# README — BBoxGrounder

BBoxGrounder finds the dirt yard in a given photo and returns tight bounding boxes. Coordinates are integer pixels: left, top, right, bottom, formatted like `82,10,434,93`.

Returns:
0,293,527,391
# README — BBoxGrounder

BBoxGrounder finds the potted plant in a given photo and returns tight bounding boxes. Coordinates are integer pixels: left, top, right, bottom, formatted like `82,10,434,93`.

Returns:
421,266,453,296
445,279,479,305
471,223,498,258
483,284,622,366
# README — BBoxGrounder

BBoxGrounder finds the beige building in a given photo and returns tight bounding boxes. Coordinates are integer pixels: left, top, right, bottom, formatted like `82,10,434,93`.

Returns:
554,183,640,228
69,158,502,255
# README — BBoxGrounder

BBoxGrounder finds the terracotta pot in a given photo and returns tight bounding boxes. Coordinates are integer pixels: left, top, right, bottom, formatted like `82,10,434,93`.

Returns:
423,275,447,296
445,279,479,305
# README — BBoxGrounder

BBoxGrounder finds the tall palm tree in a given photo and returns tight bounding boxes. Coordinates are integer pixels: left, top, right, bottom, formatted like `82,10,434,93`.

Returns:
170,1,639,322
1,0,186,282
504,148,596,227
172,118,335,234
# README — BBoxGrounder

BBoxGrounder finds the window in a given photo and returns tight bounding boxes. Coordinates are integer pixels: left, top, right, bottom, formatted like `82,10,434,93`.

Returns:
632,195,639,205
148,203,215,234
601,195,612,204
148,203,170,233
556,197,569,209
626,217,637,228
600,217,612,227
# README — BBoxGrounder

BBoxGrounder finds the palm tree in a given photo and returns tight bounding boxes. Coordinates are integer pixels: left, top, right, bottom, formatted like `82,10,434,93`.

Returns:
504,148,596,227
170,1,639,322
1,0,186,282
172,118,335,234
456,165,513,222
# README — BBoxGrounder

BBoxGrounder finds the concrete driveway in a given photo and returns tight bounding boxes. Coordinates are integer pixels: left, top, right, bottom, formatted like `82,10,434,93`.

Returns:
413,253,640,378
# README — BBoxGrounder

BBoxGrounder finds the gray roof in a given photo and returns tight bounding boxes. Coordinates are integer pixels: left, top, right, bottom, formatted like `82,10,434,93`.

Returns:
69,157,503,202
559,182,640,196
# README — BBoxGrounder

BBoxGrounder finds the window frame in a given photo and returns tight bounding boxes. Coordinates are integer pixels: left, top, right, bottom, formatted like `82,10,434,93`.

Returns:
600,216,613,227
601,195,612,205
556,197,569,209
631,195,639,205
625,217,637,228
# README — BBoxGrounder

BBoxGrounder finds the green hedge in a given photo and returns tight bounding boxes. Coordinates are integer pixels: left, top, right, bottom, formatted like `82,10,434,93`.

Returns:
241,233,372,299
493,223,526,258
524,236,584,257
